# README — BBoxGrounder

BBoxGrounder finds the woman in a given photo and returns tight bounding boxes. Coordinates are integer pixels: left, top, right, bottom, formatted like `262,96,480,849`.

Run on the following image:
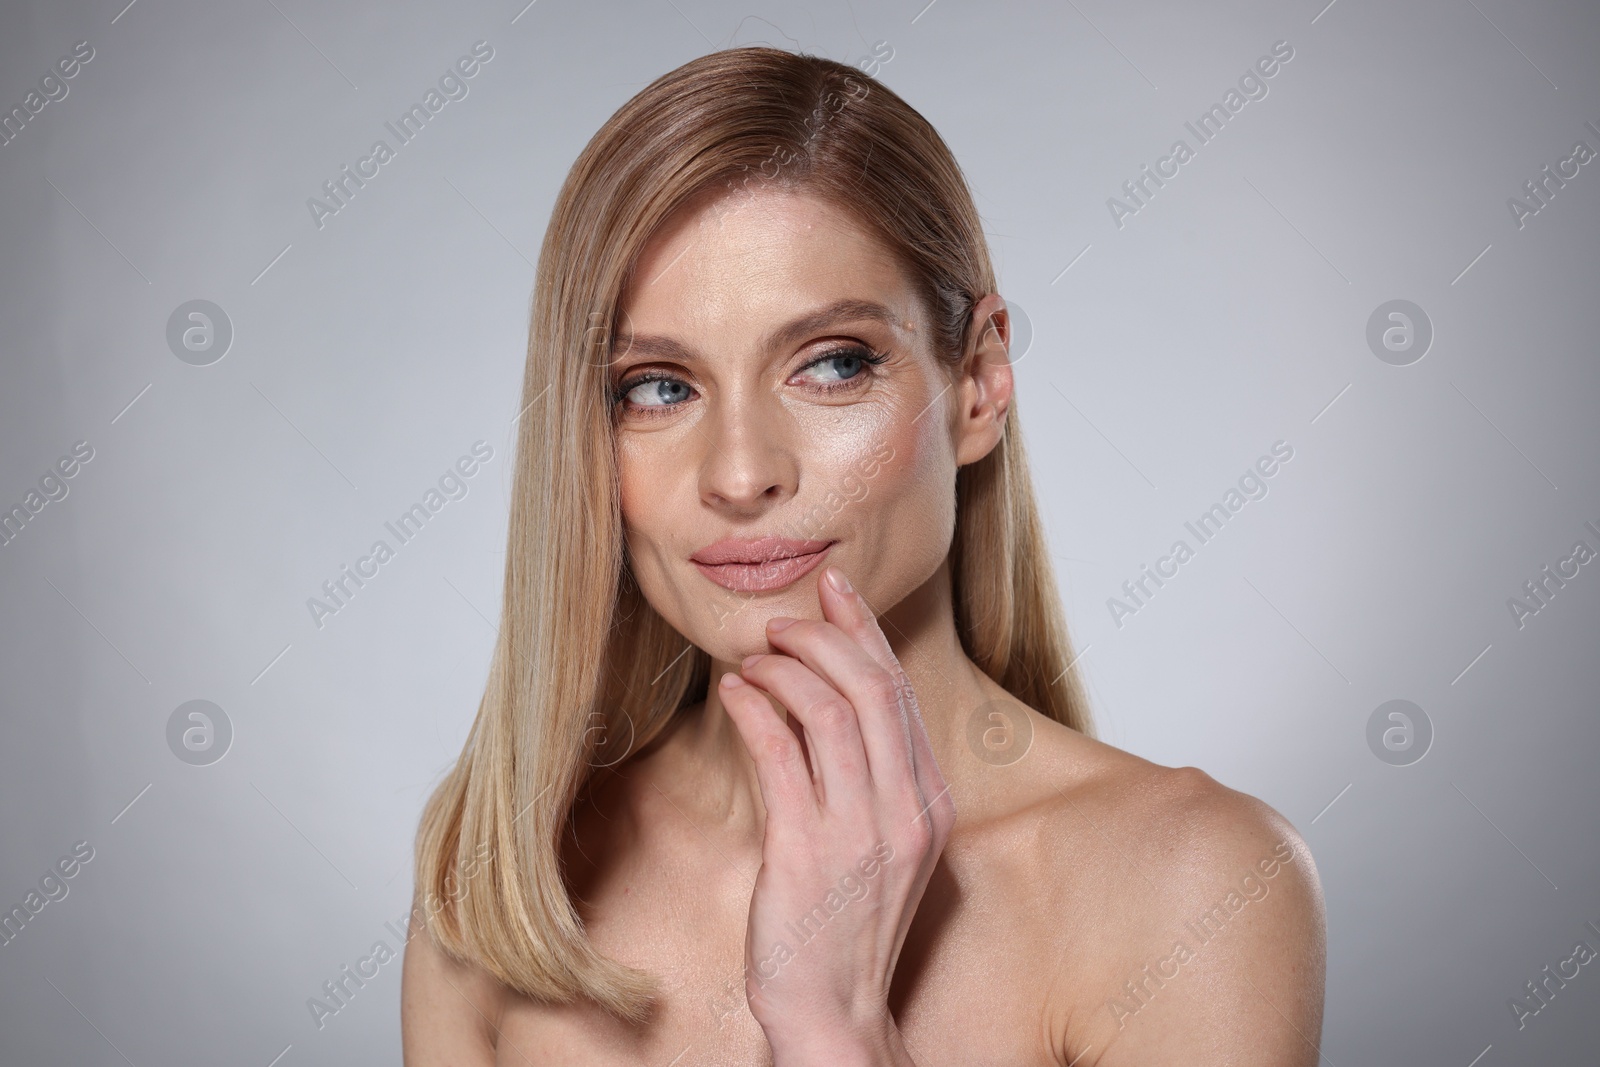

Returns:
401,45,1326,1066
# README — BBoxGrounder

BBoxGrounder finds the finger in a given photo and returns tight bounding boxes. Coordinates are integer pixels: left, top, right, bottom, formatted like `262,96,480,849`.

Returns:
762,575,913,794
815,567,954,834
717,672,820,823
739,652,870,808
761,624,908,798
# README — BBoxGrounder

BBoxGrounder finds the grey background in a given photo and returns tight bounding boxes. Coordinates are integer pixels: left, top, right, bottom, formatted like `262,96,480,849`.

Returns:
2,0,1597,1063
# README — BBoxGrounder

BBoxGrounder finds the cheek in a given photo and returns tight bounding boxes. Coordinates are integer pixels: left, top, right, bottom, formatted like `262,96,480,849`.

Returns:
867,413,956,535
617,438,683,575
616,443,646,536
805,395,956,579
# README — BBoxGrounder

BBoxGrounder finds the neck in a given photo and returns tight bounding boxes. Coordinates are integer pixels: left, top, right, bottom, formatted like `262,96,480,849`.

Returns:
668,556,1003,843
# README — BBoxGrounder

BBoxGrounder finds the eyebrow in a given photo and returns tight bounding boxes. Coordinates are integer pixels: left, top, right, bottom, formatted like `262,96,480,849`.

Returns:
613,298,901,367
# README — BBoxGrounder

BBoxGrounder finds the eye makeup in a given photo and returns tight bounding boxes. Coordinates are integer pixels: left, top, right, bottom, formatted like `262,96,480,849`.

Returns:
610,343,891,416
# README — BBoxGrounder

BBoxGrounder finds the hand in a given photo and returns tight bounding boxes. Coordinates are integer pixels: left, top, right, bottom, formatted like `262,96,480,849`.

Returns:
718,564,956,1064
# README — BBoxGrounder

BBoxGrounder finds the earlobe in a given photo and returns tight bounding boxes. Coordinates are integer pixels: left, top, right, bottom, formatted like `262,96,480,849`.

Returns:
952,375,1010,466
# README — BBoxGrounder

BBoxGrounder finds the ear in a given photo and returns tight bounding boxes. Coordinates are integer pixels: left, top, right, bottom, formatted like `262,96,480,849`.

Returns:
952,293,1014,467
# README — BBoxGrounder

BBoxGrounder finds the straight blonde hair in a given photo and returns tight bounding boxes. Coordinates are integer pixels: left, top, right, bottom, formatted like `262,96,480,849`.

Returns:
412,44,1094,1025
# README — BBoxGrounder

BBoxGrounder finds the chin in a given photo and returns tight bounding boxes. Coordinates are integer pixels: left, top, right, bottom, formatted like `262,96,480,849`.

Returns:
692,585,822,662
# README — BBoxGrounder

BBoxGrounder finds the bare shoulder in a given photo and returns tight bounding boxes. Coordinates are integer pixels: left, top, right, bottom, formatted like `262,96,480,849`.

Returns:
1029,717,1318,886
982,710,1327,1066
400,895,508,1065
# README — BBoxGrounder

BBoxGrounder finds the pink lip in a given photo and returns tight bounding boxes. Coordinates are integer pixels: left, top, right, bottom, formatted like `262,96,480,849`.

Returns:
691,536,836,593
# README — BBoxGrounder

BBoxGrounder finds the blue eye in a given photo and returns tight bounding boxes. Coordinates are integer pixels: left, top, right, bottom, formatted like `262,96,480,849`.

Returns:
610,344,890,417
620,376,693,408
795,345,891,390
800,350,867,383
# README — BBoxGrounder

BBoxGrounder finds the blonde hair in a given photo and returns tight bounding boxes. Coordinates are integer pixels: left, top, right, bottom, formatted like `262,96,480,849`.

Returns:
412,44,1094,1025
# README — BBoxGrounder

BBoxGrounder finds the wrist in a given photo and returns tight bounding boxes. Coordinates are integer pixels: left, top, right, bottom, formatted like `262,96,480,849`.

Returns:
766,1012,914,1067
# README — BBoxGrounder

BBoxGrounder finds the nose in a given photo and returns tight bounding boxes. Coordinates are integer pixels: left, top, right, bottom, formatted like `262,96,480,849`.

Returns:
697,391,797,514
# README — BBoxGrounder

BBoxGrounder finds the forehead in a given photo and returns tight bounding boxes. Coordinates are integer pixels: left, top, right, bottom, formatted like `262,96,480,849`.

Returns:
618,185,921,340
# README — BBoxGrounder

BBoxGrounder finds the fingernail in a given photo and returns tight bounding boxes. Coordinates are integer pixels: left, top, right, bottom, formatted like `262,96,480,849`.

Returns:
825,566,853,595
768,616,795,632
720,672,745,688
741,654,764,669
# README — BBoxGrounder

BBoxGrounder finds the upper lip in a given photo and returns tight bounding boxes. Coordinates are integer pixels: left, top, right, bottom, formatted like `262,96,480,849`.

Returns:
691,535,835,566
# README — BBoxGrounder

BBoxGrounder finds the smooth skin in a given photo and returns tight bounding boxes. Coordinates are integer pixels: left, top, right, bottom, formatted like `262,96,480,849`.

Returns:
402,183,1327,1066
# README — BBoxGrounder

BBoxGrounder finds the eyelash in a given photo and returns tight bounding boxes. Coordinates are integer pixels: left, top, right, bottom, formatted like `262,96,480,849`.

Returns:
610,344,890,416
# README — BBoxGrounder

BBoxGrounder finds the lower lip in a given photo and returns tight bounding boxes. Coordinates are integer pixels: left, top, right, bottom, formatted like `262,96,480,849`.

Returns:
693,543,834,593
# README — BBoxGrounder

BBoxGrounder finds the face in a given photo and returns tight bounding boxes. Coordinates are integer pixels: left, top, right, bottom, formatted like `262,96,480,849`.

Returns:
610,185,997,663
